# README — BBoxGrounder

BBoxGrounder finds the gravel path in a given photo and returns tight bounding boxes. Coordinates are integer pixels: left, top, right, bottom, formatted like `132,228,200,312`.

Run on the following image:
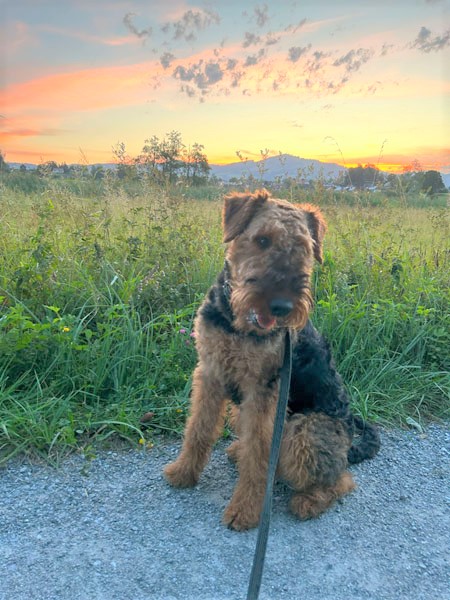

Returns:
1,425,449,600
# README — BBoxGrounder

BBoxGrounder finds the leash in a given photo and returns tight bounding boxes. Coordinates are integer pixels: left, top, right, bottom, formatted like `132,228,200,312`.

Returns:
246,330,293,600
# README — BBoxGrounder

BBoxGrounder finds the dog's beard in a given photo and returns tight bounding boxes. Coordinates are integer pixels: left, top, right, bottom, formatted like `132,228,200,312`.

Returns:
230,286,312,335
284,292,312,331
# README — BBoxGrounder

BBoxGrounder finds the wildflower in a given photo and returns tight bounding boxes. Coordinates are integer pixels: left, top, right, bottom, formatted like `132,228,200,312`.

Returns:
62,326,70,332
176,408,183,413
179,328,187,335
190,331,196,338
138,438,145,445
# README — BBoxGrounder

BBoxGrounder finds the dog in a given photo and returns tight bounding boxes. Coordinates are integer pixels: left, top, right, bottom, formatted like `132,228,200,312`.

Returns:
164,190,380,530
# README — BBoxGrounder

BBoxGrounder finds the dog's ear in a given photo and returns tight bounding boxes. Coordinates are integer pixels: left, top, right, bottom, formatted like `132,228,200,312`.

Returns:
296,203,327,263
222,189,269,243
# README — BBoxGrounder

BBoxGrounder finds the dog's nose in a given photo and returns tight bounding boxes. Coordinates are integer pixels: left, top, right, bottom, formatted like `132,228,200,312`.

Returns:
270,298,293,317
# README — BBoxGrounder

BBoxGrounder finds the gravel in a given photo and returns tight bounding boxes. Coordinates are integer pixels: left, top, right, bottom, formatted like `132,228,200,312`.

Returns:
0,425,449,600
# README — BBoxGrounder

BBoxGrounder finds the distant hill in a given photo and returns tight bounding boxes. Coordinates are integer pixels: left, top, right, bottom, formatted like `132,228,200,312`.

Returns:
441,173,450,189
209,154,345,182
8,162,37,170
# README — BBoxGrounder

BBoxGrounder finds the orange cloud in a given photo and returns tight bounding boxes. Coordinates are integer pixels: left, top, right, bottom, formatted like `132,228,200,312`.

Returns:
345,148,450,173
1,61,166,117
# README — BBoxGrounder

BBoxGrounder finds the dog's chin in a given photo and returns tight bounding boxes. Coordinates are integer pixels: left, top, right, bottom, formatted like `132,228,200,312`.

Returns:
231,310,278,336
247,310,277,331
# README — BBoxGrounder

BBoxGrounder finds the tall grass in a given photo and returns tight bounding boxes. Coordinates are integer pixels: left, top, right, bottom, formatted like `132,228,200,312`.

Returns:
0,181,448,463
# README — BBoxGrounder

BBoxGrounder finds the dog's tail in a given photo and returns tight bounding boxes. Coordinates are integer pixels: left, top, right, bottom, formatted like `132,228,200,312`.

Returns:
347,415,380,464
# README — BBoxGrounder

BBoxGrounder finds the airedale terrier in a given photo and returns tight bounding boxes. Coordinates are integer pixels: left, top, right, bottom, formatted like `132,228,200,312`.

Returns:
164,190,380,531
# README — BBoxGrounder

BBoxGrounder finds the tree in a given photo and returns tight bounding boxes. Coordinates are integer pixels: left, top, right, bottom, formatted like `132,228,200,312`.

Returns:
36,161,57,177
0,150,10,173
159,130,184,181
140,131,209,185
344,164,383,189
420,170,446,195
112,142,137,181
90,165,105,180
183,143,210,184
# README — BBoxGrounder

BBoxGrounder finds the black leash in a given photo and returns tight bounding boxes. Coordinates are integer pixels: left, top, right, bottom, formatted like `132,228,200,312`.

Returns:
246,330,293,600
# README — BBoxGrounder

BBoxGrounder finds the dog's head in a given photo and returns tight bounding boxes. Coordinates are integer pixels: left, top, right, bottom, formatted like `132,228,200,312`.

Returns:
222,189,326,335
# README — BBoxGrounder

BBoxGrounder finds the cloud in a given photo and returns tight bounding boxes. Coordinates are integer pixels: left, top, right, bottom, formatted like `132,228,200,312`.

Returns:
0,127,63,141
163,8,220,42
265,33,280,46
254,4,269,28
123,13,152,39
160,52,176,69
285,19,307,34
180,84,196,98
366,81,382,95
244,49,266,67
272,72,289,91
380,43,395,56
410,26,450,52
1,62,164,118
305,50,329,73
333,48,374,72
231,71,244,88
204,62,224,85
243,32,261,48
288,45,311,63
173,60,224,91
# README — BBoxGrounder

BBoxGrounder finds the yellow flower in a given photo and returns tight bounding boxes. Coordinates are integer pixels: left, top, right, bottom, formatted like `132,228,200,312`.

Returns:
62,326,70,332
138,438,145,445
176,408,183,413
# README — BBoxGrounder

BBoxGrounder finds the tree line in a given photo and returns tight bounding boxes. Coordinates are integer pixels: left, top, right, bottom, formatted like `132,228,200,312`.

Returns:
1,141,448,196
340,163,446,195
0,131,210,186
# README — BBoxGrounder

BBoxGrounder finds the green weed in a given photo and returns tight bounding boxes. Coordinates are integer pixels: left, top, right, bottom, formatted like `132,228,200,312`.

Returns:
0,182,448,463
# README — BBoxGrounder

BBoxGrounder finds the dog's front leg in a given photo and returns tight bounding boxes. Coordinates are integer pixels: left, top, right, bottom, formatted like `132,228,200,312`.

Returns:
164,365,226,487
223,390,277,530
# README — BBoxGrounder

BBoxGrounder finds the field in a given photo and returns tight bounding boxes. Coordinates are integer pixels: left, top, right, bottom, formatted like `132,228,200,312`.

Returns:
0,179,449,463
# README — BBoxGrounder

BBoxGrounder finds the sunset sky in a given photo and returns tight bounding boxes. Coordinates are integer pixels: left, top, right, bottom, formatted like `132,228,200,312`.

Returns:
1,0,449,172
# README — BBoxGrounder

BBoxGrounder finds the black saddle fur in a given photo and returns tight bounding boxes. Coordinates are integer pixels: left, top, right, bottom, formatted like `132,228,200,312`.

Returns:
200,266,380,464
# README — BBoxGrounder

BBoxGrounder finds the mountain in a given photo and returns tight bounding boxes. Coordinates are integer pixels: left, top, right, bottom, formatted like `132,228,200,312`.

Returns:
441,173,450,189
7,162,37,170
209,154,345,182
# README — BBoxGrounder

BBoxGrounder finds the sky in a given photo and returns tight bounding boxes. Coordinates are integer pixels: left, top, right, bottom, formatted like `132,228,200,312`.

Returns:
1,0,449,172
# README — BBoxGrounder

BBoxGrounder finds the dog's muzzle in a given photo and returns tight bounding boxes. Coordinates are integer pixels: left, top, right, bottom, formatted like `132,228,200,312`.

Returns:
269,298,293,317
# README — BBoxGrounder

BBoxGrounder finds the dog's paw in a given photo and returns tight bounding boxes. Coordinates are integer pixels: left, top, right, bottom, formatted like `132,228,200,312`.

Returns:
225,440,240,463
164,461,198,488
289,493,319,520
223,501,259,531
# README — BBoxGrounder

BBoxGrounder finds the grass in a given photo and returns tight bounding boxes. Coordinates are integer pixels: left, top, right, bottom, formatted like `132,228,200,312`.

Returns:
0,179,449,463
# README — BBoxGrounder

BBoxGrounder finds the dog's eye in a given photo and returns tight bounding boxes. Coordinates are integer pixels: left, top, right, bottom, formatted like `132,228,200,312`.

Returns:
256,236,271,249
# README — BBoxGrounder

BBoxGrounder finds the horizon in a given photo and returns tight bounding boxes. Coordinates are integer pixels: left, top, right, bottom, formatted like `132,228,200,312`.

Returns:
1,1,449,174
4,151,450,175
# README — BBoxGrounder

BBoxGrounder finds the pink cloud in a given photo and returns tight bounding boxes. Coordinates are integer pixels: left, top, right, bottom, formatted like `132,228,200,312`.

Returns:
1,61,165,115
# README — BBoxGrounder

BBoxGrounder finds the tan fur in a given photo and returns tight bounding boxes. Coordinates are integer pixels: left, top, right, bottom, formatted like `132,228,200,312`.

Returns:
164,190,354,530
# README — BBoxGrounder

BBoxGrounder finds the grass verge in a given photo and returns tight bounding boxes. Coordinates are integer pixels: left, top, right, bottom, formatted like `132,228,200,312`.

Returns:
0,184,448,463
